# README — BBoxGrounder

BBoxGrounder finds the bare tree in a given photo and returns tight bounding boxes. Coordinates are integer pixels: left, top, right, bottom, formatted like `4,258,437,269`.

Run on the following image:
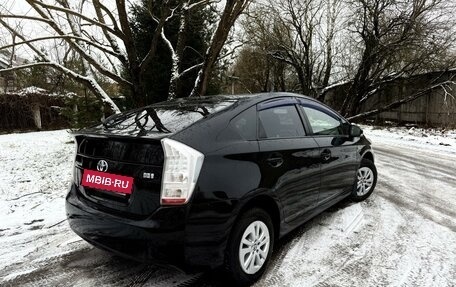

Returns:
236,0,343,96
231,46,290,93
234,0,456,122
0,0,249,114
234,8,295,93
321,0,342,88
0,0,148,112
340,0,456,117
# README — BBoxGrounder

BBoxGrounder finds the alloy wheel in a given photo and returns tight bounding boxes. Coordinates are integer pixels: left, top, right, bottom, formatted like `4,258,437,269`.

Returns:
238,220,270,275
357,166,374,196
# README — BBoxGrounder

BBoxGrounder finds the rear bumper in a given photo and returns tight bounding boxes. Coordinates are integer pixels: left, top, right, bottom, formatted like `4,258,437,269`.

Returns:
65,184,226,269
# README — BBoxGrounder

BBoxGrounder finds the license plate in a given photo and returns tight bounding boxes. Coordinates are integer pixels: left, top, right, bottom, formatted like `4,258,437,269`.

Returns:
82,169,134,194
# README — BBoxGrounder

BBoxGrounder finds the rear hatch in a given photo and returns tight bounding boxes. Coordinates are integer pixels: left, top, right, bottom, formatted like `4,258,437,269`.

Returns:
72,97,241,218
74,135,164,218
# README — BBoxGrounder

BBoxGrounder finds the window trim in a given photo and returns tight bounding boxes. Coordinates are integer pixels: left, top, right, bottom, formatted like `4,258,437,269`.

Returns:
257,97,298,111
296,98,347,121
295,103,313,136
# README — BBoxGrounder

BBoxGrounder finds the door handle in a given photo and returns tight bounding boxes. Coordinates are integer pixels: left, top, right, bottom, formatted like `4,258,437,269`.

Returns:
266,156,284,167
321,149,331,161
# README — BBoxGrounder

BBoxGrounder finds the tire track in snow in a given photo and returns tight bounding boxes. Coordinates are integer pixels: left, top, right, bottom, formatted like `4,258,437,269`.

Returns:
375,148,456,181
256,228,307,287
378,182,456,232
375,186,453,287
371,149,456,287
255,202,372,287
375,144,456,232
311,198,392,287
2,244,203,287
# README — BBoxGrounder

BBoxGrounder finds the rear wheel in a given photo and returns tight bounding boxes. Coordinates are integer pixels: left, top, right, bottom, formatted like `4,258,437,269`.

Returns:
351,158,377,202
224,208,274,286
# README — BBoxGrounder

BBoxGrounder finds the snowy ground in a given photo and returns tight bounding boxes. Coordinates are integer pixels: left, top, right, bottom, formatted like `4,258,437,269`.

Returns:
0,126,455,286
361,124,456,154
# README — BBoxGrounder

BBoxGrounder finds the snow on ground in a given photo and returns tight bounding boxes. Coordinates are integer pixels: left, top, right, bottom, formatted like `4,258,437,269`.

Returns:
360,124,456,154
0,130,82,274
0,130,73,233
0,126,455,286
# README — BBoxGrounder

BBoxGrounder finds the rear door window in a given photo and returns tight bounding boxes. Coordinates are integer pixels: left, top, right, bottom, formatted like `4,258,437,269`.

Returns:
258,104,305,139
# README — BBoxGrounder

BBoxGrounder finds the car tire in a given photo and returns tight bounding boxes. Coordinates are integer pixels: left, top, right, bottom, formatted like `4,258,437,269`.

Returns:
224,208,274,286
351,158,377,202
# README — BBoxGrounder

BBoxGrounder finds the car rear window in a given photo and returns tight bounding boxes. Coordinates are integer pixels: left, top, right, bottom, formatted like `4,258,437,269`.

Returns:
101,97,240,137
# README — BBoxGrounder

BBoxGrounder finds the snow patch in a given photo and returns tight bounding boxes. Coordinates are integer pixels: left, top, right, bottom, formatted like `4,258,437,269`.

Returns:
360,124,456,154
18,86,48,94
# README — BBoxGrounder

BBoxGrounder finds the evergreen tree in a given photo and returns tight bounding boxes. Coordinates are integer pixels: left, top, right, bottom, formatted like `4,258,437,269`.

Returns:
127,0,221,107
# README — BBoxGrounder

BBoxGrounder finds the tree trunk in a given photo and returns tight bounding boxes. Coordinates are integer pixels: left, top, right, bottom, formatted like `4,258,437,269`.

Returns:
175,6,188,98
168,5,188,100
31,103,42,129
322,41,332,88
341,34,378,116
303,45,314,97
190,0,250,97
296,67,307,95
116,0,148,106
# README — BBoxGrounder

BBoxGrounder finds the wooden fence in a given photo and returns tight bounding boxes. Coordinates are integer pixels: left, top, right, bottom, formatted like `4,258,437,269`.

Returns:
324,70,456,127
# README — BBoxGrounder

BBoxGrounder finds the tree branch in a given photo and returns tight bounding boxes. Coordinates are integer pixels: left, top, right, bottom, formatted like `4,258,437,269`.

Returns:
185,0,219,11
28,0,125,39
139,3,172,74
0,17,48,61
0,14,53,24
97,1,122,31
0,17,121,113
25,0,132,89
92,0,127,64
0,35,122,58
179,63,204,78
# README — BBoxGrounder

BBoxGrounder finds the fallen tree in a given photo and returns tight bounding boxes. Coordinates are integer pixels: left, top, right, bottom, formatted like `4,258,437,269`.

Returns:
348,75,456,122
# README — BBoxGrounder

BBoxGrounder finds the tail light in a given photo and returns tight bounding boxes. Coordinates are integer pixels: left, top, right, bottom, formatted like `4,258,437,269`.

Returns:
160,138,204,205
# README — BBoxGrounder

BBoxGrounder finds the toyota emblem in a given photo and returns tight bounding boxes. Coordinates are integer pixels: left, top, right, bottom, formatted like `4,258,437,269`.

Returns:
97,160,109,172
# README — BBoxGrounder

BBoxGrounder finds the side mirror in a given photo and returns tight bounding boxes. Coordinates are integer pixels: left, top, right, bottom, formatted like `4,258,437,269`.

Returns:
350,124,362,137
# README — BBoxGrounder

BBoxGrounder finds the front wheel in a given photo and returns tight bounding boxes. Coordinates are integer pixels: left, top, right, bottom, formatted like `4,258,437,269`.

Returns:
224,208,274,286
351,158,377,202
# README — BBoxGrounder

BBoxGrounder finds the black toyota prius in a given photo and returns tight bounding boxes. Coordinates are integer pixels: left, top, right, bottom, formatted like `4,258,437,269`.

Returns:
66,92,377,285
